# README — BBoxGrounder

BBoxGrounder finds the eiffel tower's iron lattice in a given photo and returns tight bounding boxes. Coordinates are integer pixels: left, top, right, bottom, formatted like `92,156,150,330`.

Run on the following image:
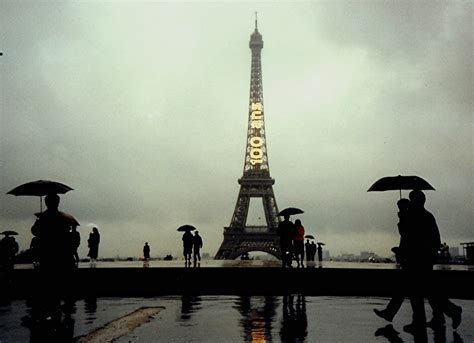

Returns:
215,16,281,260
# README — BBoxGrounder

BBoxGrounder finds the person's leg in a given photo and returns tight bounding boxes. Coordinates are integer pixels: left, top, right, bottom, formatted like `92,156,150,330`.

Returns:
374,295,405,322
429,297,462,329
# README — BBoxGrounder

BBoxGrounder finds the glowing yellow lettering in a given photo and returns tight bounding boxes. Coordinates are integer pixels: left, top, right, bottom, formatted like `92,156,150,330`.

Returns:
250,137,263,147
251,148,263,159
251,102,263,111
250,120,263,129
251,110,262,120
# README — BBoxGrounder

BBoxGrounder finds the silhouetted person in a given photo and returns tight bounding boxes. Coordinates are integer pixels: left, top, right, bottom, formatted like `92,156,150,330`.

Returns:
143,242,150,261
317,243,323,262
374,198,410,322
31,194,75,270
29,194,77,324
193,231,203,262
87,227,100,263
277,214,295,267
440,242,450,263
403,190,462,332
0,234,19,270
182,230,193,265
293,219,305,267
70,225,80,267
305,239,311,262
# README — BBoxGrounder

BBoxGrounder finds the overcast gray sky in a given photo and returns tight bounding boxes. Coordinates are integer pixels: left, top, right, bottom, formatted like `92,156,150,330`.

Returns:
1,1,472,259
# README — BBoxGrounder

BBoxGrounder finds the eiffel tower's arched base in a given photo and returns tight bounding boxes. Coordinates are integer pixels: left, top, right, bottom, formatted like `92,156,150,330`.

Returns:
214,231,281,260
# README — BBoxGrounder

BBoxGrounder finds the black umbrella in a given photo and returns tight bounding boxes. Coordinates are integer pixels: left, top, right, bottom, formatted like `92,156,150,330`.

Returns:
278,207,304,217
1,230,18,236
305,235,315,240
367,175,435,199
7,180,73,211
316,242,325,246
177,224,197,232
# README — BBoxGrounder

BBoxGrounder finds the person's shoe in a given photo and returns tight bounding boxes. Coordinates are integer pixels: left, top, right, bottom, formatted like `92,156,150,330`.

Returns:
373,308,393,322
452,307,462,330
403,322,424,334
426,316,445,328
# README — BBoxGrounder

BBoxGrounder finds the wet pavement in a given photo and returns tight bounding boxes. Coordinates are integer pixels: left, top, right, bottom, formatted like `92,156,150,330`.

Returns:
13,260,474,271
1,295,473,342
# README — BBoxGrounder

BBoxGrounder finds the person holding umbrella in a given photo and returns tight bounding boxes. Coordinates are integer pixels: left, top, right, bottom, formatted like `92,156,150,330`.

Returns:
182,231,193,266
31,193,75,270
178,225,196,266
277,214,295,268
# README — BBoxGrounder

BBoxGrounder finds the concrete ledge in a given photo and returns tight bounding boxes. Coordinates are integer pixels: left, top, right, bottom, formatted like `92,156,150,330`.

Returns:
2,267,473,299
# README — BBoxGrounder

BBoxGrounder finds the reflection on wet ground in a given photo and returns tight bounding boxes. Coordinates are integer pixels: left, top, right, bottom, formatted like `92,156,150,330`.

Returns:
12,260,474,271
1,295,473,342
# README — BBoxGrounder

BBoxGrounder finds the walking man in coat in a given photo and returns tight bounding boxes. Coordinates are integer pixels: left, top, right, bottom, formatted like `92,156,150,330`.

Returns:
193,231,203,263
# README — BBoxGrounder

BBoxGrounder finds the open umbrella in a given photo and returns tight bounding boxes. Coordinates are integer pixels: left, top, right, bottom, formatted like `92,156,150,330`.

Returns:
367,175,435,199
7,180,73,211
1,230,18,236
177,224,197,232
305,235,315,239
278,207,304,217
316,242,325,246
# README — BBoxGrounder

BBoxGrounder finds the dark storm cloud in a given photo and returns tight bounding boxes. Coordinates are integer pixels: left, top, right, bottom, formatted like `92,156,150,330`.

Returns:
1,2,472,257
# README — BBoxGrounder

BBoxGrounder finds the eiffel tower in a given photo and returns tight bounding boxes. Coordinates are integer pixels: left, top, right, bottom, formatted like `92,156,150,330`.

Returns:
215,16,281,260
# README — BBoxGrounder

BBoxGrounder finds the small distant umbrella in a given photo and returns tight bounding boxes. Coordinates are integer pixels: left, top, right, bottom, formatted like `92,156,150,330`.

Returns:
1,230,18,236
305,235,315,239
278,207,304,217
177,224,197,232
367,175,435,199
7,180,74,211
316,242,325,246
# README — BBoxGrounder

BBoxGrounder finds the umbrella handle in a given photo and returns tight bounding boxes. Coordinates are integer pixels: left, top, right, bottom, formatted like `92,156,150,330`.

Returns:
399,189,401,200
40,196,43,212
